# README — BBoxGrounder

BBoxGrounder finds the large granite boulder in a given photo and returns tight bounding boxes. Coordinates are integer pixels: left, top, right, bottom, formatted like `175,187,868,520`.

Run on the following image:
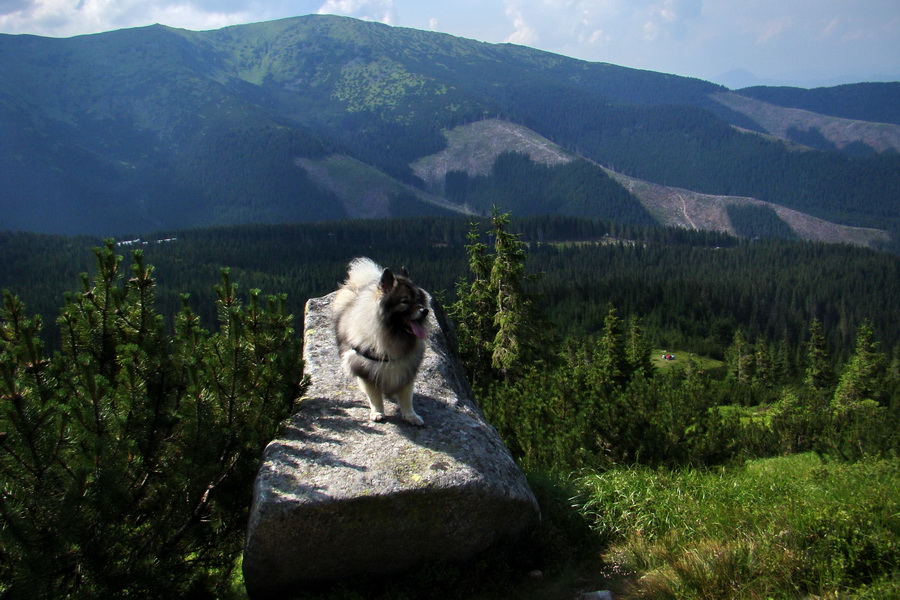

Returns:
242,293,540,598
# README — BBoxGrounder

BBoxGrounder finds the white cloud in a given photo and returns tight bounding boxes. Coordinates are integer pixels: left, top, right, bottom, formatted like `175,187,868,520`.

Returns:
587,28,609,45
640,0,703,41
317,0,395,24
0,0,267,36
756,15,793,43
503,0,537,44
821,16,840,37
0,0,896,86
493,0,707,52
642,19,661,42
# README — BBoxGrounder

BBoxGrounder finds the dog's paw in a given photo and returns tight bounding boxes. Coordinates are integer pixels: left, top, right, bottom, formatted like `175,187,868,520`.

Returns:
370,411,385,423
402,411,425,427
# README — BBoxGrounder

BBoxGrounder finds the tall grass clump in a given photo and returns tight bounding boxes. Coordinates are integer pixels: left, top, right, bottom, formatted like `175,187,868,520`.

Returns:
577,453,900,599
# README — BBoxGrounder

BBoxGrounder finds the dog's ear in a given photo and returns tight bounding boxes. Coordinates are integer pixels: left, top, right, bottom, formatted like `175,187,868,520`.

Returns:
400,266,410,278
379,268,395,292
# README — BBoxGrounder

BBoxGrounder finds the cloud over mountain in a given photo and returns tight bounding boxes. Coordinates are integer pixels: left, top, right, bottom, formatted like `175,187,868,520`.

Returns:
0,1,896,85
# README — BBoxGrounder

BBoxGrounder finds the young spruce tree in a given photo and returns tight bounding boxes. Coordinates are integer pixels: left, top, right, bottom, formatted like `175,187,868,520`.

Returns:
450,208,543,388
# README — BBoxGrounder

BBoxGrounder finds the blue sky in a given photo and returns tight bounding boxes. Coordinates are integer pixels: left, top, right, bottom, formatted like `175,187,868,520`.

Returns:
1,0,897,88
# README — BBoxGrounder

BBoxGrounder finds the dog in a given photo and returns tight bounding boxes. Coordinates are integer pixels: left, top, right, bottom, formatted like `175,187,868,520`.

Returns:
333,257,430,426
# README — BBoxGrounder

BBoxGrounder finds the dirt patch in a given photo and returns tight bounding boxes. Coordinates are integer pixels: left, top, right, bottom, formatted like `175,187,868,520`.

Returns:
605,167,889,247
410,119,573,191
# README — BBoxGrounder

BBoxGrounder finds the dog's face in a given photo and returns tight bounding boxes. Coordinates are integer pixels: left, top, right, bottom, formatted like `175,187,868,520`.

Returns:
378,268,429,340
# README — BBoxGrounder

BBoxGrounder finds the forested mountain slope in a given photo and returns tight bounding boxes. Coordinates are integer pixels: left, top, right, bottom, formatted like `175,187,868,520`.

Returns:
1,219,897,361
410,119,889,246
738,82,900,126
712,92,900,155
0,15,897,247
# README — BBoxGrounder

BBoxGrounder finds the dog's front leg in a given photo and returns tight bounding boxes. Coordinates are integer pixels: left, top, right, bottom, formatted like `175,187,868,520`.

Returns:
397,383,424,427
358,378,386,422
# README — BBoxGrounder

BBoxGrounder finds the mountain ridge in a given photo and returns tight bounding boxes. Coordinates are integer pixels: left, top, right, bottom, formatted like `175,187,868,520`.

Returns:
0,14,896,247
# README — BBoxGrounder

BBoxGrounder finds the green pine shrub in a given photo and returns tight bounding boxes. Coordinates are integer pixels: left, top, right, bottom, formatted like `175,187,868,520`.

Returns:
0,242,306,598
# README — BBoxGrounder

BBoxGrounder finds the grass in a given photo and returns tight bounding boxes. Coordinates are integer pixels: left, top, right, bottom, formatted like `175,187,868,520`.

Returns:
651,348,724,373
576,453,900,599
227,454,899,599
717,403,776,426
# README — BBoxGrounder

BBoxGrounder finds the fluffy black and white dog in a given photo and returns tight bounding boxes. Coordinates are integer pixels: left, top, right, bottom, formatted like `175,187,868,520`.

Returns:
333,258,430,426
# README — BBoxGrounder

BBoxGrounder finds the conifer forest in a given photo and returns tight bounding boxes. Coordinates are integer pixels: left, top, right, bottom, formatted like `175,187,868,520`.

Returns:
1,215,897,598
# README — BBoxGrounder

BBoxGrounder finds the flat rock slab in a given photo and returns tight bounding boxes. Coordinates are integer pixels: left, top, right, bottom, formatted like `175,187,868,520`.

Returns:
243,293,539,598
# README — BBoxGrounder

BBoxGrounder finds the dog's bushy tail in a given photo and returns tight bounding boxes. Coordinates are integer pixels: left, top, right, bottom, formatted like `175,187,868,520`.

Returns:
344,257,383,291
333,257,383,319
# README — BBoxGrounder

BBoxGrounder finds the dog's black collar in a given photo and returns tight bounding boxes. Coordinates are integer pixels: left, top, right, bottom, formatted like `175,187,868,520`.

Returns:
353,345,391,362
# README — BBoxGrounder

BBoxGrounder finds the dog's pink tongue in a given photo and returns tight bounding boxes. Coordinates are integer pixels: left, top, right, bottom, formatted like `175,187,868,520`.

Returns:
407,319,427,339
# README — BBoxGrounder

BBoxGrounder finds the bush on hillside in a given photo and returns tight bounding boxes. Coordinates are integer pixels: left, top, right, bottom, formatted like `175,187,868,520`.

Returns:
0,242,306,598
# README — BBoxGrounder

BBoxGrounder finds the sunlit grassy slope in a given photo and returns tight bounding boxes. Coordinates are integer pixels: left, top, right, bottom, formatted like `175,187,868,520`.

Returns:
578,453,900,599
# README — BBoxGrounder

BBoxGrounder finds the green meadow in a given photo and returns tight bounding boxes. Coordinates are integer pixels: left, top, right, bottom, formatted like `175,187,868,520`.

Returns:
578,453,899,599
